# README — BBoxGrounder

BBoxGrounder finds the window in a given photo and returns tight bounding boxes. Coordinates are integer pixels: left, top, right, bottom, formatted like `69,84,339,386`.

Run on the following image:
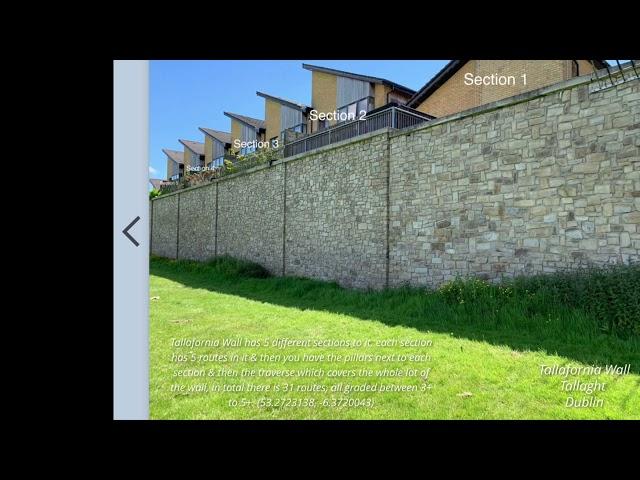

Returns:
337,96,374,123
348,103,357,120
317,119,329,131
207,157,225,169
289,124,305,133
280,124,306,140
357,98,371,115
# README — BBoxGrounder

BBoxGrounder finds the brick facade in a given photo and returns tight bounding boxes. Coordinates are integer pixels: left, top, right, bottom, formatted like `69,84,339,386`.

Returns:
415,60,599,118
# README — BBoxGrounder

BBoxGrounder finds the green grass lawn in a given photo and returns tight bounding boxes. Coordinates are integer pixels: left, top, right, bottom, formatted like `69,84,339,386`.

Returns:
150,257,640,419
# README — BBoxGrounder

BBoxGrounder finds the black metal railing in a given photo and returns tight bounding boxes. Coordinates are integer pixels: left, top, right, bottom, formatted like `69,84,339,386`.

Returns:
283,105,434,158
589,60,639,92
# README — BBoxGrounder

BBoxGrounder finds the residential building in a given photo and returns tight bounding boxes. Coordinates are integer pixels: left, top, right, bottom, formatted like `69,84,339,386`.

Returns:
256,91,311,147
179,139,205,173
406,60,608,117
223,112,266,155
302,63,416,133
162,148,184,181
199,127,232,168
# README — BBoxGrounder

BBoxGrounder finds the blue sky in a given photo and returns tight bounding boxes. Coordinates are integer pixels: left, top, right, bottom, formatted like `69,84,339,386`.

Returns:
149,60,450,180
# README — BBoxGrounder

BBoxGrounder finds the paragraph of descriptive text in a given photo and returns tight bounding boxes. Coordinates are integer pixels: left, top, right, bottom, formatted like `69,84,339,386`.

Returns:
168,337,434,409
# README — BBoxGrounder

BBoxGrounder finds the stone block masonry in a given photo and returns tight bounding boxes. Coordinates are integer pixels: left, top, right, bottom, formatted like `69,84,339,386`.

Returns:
285,133,389,289
388,76,639,287
151,72,639,289
151,194,178,259
217,164,285,275
178,185,216,261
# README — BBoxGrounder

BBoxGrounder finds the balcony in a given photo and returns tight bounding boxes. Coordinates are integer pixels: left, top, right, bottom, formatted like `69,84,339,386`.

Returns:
283,104,434,158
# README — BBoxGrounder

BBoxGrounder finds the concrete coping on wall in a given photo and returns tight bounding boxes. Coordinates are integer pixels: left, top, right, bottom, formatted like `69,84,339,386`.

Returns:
152,63,638,202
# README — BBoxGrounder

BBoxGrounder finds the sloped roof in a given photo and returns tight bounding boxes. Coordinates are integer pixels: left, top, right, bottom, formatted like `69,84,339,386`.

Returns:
198,127,232,145
178,139,205,155
162,148,184,164
149,178,164,190
405,60,467,108
223,112,266,130
302,63,416,96
256,91,309,111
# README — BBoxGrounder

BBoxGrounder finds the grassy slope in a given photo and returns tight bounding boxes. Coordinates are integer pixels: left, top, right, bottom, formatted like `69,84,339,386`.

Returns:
150,258,640,420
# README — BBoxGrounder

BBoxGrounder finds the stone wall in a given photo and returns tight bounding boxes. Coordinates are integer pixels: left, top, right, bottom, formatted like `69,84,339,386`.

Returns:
150,72,639,289
178,184,216,261
217,164,285,275
388,77,639,286
151,194,179,259
285,133,389,289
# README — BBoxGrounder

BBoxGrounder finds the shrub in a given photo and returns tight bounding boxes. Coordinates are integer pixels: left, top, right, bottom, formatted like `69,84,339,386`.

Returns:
219,147,283,178
149,188,161,199
439,277,489,305
222,159,237,175
159,183,181,194
205,256,271,279
512,263,640,336
437,277,514,314
184,169,219,186
438,264,640,336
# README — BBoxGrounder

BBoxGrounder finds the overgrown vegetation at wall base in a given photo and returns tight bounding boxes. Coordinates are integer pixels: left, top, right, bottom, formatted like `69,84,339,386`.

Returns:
156,255,640,338
513,264,639,336
150,256,639,419
438,264,640,336
203,255,272,279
